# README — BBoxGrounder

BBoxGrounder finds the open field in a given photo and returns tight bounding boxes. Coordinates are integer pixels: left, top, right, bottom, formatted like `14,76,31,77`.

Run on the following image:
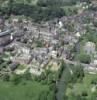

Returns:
0,81,49,100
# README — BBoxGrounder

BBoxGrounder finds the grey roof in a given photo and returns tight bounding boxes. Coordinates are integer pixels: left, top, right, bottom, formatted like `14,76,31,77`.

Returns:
0,29,11,37
10,62,19,71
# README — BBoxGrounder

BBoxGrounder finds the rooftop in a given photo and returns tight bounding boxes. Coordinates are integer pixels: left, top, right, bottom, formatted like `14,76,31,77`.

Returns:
0,29,11,37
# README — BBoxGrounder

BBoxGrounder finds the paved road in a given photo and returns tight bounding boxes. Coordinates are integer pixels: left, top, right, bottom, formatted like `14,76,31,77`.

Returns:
56,67,68,100
64,59,97,72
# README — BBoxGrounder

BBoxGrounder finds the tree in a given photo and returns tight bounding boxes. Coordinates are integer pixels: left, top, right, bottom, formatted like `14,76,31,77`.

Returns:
8,0,14,15
67,92,86,100
90,91,97,100
47,91,56,100
38,91,48,100
23,70,32,80
82,91,88,97
2,74,10,81
68,64,84,83
26,0,32,4
57,60,66,79
37,0,79,7
93,21,97,27
36,40,43,47
10,74,21,85
37,0,62,7
77,53,91,64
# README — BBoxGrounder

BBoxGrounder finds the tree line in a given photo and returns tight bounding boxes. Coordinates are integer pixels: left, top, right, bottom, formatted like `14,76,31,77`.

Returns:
0,0,82,22
0,0,65,22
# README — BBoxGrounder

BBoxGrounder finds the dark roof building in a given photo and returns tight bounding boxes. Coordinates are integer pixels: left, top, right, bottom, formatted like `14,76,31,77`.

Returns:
9,62,19,71
0,17,13,46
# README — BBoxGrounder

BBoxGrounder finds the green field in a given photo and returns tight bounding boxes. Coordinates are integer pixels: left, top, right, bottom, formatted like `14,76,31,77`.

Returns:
66,73,97,99
0,81,49,100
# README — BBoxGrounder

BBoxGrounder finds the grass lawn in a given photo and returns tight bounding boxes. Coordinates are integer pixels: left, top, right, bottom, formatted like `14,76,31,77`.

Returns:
0,81,49,100
66,73,97,99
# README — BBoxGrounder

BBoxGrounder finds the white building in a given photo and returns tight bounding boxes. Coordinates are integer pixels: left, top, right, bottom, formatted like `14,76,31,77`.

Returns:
84,42,96,54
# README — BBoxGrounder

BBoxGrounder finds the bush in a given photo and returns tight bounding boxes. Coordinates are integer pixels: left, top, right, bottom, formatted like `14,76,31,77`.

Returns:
91,79,97,85
57,60,66,79
2,74,10,81
77,53,91,64
23,70,32,81
37,0,79,7
82,91,88,97
10,74,22,85
71,65,84,83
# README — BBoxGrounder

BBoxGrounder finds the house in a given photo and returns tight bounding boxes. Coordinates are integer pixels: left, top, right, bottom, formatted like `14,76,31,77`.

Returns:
9,62,19,71
12,42,32,64
13,54,32,64
0,21,13,46
75,32,81,38
84,42,96,54
58,21,63,28
50,50,58,58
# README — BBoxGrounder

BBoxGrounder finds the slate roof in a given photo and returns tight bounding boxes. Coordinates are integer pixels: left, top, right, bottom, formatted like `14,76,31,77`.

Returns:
0,29,11,37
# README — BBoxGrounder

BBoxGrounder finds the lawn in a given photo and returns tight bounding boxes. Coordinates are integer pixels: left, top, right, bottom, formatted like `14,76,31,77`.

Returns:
66,73,97,99
0,81,49,100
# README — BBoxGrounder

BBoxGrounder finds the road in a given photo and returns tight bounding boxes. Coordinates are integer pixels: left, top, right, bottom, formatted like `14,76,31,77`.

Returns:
56,67,68,100
64,59,97,73
56,58,97,100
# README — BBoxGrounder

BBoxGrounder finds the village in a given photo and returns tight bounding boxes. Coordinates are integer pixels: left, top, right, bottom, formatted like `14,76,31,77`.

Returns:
0,2,97,76
0,0,97,100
